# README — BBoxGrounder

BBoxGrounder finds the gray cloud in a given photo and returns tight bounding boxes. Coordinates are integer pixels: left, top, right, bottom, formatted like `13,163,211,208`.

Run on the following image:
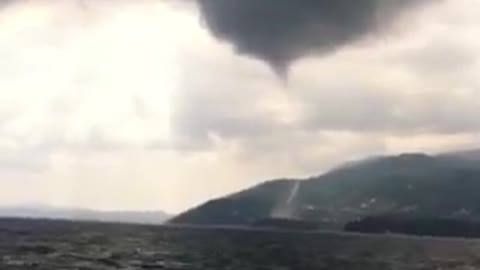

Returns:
0,0,15,7
195,0,436,76
397,38,476,78
170,0,480,155
300,89,480,135
171,82,282,150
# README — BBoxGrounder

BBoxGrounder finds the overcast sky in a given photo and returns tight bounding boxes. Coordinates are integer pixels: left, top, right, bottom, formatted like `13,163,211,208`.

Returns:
0,0,479,213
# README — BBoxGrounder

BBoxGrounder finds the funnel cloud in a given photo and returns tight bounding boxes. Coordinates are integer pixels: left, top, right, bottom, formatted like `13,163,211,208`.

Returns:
196,0,436,75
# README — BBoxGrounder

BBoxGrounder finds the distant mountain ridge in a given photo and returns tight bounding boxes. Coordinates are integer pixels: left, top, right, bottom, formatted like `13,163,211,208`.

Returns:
0,205,170,225
170,149,480,229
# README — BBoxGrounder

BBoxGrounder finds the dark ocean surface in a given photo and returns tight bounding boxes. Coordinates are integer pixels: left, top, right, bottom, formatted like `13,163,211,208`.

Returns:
0,218,479,269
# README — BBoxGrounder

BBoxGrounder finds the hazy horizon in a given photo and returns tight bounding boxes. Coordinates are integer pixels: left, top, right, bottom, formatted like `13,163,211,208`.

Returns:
0,0,480,213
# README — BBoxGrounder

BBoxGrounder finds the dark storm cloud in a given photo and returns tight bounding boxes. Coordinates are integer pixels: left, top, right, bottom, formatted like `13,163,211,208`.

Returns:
196,0,436,76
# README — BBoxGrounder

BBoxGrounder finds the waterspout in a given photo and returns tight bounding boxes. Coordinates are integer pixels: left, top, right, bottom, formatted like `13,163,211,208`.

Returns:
286,181,300,205
271,181,301,219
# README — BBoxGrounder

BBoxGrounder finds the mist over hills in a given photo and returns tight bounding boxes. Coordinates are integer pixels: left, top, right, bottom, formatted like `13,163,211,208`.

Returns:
170,149,480,229
0,205,170,225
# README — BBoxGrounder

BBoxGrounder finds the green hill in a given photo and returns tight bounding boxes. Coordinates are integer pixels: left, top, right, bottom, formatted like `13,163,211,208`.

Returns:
169,151,480,229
